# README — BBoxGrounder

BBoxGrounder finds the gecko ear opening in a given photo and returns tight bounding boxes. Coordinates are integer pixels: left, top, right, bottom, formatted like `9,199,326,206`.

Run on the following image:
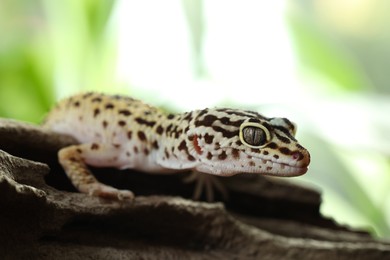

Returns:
192,134,203,155
239,122,271,148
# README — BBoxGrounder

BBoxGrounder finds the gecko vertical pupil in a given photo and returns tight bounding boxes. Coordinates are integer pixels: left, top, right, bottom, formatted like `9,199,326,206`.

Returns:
242,126,266,146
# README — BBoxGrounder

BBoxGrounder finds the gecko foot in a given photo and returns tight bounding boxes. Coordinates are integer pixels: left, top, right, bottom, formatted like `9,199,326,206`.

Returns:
79,183,134,201
183,172,228,202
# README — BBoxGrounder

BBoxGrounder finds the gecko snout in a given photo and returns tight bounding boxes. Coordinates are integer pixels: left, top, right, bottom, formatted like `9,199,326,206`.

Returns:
291,149,311,168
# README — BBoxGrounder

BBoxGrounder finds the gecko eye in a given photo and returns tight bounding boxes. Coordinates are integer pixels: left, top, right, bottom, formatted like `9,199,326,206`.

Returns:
239,123,271,148
242,126,266,146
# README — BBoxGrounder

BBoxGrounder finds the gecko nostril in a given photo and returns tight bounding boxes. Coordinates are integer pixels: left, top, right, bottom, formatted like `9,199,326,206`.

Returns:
291,151,303,161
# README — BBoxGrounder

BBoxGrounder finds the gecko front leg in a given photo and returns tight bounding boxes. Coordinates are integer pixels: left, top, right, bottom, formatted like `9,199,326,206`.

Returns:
58,144,134,201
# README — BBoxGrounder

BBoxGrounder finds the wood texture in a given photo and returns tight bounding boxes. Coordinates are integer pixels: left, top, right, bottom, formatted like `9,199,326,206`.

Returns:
1,118,389,259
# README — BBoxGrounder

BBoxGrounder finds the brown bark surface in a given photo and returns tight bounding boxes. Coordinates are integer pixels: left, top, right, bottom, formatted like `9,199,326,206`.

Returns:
1,118,389,259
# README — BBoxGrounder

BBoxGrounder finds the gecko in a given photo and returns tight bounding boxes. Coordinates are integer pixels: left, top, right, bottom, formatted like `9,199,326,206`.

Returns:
43,92,310,201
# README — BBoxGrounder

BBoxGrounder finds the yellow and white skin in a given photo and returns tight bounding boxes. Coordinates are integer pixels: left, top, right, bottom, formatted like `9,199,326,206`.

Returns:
43,92,310,201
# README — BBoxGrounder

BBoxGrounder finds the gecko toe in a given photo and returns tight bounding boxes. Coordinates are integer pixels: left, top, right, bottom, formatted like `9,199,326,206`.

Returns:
183,171,228,202
117,190,135,201
82,183,134,201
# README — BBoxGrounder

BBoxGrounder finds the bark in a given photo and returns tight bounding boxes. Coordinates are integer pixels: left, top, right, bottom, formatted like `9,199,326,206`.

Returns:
0,118,389,259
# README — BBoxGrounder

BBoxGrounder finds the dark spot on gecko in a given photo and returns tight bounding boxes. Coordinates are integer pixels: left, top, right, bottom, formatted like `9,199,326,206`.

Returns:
167,114,175,119
195,114,218,127
113,144,121,148
188,155,196,161
119,109,132,116
266,142,278,149
164,148,170,159
91,143,99,150
133,147,139,153
262,122,272,131
279,147,291,155
166,124,173,133
105,103,114,109
296,144,304,150
188,135,194,141
152,140,159,149
219,116,243,127
247,155,252,159
82,92,94,99
178,140,187,151
135,117,156,127
249,161,256,166
236,140,242,146
212,126,238,138
266,166,272,171
231,149,240,159
118,120,126,127
196,108,209,119
273,154,279,159
126,151,131,157
207,152,213,160
94,108,100,117
263,151,269,155
144,148,149,155
73,101,80,107
102,120,108,128
78,116,83,121
275,132,291,144
216,108,267,120
156,125,164,135
127,131,132,139
204,133,214,144
218,151,227,160
174,131,180,139
183,112,193,121
76,148,82,154
92,97,102,102
69,157,77,162
251,148,259,153
137,131,147,141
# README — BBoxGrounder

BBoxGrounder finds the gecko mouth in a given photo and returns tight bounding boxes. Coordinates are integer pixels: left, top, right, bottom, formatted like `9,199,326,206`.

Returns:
261,159,308,176
246,154,308,176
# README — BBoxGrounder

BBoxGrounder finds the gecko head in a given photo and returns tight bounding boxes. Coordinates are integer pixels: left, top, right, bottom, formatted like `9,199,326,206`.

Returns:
187,108,310,176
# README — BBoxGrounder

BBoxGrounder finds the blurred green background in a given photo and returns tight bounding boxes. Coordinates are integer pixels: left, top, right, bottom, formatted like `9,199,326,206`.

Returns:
1,0,389,238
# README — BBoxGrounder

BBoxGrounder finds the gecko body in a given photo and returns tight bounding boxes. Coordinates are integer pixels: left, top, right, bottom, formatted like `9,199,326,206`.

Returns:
43,92,310,200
